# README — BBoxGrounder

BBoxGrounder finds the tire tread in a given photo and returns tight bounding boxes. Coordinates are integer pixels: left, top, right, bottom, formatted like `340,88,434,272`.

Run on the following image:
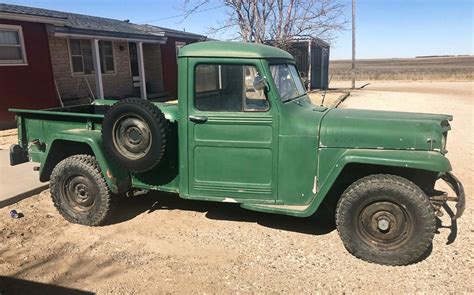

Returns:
101,97,168,173
335,174,436,266
50,154,113,226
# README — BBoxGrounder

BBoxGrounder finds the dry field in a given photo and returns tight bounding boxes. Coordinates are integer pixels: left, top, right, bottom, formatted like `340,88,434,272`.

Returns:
330,56,474,81
0,81,473,293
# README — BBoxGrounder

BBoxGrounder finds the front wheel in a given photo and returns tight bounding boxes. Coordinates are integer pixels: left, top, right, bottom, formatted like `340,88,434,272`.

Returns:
335,174,436,265
50,155,115,226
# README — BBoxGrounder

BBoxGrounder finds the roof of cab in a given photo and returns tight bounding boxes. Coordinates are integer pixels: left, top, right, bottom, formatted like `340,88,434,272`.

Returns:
178,41,294,59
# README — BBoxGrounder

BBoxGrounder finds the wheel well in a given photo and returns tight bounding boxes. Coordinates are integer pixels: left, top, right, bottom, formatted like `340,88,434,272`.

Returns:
318,163,438,214
40,140,94,182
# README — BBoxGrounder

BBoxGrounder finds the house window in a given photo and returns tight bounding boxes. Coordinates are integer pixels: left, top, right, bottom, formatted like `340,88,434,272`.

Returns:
69,39,115,74
70,39,93,74
0,25,27,65
99,41,115,73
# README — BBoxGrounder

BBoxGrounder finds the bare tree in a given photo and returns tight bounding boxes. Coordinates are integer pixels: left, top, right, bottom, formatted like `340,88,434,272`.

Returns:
181,0,346,50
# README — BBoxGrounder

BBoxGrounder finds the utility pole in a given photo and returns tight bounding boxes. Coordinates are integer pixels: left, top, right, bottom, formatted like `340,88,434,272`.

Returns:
351,0,356,89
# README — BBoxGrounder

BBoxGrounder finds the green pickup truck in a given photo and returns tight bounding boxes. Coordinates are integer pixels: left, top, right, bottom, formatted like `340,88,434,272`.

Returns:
10,41,464,266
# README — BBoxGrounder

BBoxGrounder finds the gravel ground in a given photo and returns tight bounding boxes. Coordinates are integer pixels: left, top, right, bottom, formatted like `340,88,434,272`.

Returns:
0,129,17,150
307,90,348,108
0,81,472,293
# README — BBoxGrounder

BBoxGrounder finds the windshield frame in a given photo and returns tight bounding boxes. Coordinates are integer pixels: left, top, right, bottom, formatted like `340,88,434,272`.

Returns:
269,62,307,103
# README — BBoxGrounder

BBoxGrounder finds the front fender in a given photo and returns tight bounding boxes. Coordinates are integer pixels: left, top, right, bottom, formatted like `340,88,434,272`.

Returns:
302,149,452,217
41,129,131,194
336,149,452,172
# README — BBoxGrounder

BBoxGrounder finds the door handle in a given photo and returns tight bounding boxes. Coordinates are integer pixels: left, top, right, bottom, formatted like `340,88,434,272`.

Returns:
189,115,208,123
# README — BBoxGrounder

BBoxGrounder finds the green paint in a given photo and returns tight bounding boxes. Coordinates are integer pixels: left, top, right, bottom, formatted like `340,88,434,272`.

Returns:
9,41,457,218
179,41,293,59
320,108,452,152
44,130,131,194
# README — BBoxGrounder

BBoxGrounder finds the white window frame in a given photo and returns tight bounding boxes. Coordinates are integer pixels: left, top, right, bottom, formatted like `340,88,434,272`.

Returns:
0,24,28,66
67,38,116,76
68,38,87,75
99,40,116,74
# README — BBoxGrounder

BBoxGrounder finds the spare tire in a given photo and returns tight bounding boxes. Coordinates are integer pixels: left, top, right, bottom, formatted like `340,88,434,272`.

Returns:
102,97,168,173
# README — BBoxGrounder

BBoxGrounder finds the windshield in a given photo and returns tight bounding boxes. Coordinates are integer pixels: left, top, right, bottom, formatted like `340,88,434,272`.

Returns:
270,64,306,102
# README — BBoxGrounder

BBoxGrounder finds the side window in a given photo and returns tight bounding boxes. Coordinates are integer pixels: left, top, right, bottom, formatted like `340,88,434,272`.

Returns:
194,64,269,112
243,66,268,111
99,41,115,73
69,39,115,75
0,25,27,65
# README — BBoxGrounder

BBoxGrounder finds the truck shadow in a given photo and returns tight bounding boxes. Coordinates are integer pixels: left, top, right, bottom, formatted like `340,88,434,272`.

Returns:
107,191,336,236
1,245,121,291
436,203,458,245
0,276,94,295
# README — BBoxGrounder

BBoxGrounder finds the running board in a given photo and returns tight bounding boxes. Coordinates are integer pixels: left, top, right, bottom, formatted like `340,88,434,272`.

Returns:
241,203,312,217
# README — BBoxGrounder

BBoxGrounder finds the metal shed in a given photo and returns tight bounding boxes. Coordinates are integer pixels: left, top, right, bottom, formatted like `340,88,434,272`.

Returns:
288,38,330,90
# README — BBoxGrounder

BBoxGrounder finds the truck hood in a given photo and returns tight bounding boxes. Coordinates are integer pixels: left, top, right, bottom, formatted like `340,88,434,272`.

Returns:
319,108,452,152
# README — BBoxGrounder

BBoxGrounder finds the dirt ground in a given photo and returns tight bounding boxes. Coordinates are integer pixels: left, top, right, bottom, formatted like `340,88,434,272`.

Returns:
307,90,349,108
0,81,473,294
0,129,17,150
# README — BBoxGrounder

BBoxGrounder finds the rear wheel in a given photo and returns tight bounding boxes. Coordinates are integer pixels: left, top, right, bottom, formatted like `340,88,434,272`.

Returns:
50,155,114,226
335,174,436,265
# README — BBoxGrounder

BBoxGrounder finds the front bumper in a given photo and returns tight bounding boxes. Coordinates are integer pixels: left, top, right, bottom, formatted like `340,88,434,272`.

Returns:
432,172,466,219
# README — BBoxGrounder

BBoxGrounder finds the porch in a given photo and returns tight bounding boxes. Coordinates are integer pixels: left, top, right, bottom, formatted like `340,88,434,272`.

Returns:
49,30,169,106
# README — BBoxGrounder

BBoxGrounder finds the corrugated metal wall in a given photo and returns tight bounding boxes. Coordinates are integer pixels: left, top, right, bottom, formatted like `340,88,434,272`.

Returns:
288,40,330,90
289,42,309,75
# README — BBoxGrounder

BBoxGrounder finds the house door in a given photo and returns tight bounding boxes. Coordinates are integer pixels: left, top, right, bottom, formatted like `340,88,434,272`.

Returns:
129,42,141,96
187,60,278,201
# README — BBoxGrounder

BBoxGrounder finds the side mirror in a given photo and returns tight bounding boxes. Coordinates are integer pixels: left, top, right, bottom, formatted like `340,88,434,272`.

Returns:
253,75,268,91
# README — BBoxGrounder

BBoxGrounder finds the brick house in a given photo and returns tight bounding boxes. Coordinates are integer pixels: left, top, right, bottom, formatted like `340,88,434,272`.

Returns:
0,3,206,129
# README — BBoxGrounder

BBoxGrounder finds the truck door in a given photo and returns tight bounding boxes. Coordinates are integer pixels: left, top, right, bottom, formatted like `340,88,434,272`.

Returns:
186,59,278,201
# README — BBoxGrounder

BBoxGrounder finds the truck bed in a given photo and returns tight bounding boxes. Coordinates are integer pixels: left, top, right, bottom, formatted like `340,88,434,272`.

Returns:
10,103,111,118
48,104,110,115
9,99,180,192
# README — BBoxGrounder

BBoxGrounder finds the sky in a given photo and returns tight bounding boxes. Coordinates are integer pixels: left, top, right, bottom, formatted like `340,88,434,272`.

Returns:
3,0,473,59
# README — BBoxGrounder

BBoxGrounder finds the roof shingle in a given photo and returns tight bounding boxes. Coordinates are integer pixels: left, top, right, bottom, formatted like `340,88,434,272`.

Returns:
0,3,205,40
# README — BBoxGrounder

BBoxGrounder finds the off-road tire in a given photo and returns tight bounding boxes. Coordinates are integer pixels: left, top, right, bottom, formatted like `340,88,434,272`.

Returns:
50,154,114,226
335,174,436,266
102,97,168,173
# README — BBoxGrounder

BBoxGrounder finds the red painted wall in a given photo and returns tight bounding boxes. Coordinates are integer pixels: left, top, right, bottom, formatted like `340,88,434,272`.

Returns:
161,37,199,99
0,20,57,129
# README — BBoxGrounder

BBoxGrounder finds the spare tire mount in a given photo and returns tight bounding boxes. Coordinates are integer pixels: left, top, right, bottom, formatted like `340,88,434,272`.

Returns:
102,97,168,173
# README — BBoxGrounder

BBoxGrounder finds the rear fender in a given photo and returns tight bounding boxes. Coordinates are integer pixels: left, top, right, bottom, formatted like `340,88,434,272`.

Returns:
41,129,131,194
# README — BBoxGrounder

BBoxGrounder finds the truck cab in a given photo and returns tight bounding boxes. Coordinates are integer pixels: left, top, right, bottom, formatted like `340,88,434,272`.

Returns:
177,42,323,206
9,41,465,266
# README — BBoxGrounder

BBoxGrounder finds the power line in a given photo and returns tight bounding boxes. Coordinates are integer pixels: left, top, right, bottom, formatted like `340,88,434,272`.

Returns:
138,5,225,24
